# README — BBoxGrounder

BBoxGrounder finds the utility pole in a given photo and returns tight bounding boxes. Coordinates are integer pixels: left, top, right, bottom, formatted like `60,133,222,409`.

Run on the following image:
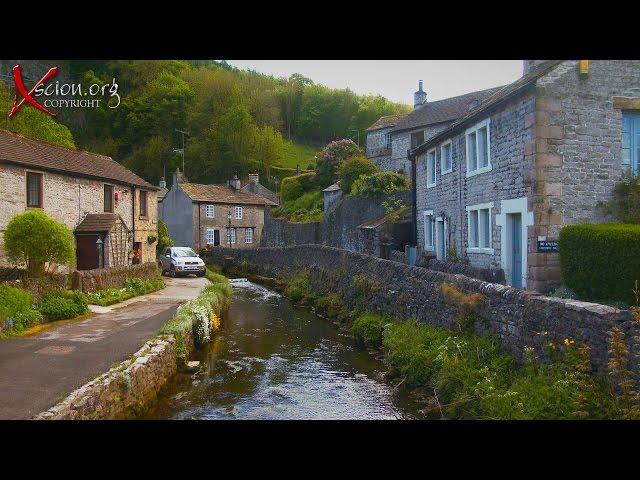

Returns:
175,128,189,174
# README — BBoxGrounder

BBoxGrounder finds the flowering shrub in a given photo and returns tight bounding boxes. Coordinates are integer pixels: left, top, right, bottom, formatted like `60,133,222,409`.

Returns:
0,283,43,335
315,139,361,188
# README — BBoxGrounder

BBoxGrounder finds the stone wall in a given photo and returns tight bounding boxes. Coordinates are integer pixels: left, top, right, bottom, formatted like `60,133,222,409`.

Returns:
204,245,639,376
71,262,160,293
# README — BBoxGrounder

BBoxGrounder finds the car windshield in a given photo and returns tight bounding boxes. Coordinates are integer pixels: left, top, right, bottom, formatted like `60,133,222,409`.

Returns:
172,247,197,257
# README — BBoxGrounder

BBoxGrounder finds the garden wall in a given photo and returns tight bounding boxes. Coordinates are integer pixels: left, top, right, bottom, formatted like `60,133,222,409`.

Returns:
204,245,639,376
71,262,160,293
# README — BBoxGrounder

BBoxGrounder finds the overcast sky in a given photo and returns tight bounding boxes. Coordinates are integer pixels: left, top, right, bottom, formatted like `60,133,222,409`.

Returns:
226,60,523,105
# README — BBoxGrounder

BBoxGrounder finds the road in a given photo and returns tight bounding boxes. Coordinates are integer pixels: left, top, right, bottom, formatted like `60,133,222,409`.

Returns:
0,276,209,419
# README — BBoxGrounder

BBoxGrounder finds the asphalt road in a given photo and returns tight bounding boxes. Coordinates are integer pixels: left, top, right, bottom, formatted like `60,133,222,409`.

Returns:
0,275,209,419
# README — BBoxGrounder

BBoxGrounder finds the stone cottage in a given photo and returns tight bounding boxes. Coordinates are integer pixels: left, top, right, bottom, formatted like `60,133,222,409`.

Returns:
159,170,277,250
409,60,640,292
0,129,159,270
366,80,502,174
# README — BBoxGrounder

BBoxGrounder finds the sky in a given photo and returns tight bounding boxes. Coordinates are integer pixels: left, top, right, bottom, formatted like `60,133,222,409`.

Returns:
226,60,523,105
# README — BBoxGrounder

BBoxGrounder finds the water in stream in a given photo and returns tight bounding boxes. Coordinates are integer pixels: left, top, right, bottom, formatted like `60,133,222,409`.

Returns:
143,280,425,420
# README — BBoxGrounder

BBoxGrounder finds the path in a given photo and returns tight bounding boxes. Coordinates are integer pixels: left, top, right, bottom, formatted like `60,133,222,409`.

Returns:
0,276,209,419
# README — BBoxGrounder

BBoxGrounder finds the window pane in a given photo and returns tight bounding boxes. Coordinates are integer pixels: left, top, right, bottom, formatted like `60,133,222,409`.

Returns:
140,191,147,216
469,211,478,248
442,144,451,171
428,152,436,184
480,209,490,248
427,216,433,247
478,127,488,168
245,228,253,243
467,132,477,171
206,205,214,217
27,173,41,207
104,185,113,212
206,229,215,245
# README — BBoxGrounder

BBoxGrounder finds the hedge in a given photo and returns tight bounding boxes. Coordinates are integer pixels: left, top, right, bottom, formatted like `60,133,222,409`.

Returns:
559,224,640,305
280,172,316,202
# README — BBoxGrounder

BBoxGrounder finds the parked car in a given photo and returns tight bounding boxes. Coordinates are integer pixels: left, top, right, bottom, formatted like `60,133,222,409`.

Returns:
158,247,206,277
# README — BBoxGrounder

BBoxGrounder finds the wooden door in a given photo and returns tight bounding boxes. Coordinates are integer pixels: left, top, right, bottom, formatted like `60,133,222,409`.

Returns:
76,234,100,271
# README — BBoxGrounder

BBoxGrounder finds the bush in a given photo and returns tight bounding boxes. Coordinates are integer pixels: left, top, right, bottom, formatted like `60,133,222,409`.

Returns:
559,224,640,304
315,293,345,319
280,172,316,202
315,139,361,188
3,211,75,276
38,290,88,321
351,313,388,348
83,278,165,306
351,171,410,198
336,155,378,194
157,220,174,255
0,283,43,333
272,190,324,223
285,271,316,304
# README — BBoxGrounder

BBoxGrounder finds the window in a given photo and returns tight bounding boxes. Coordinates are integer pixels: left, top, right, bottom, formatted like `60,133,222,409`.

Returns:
426,149,436,188
26,172,42,208
104,184,114,212
235,206,243,219
466,119,491,177
206,204,214,218
623,112,640,174
139,190,148,217
466,203,493,253
206,228,215,245
441,141,452,174
411,130,425,149
423,210,434,249
227,227,237,244
384,133,392,150
245,227,254,244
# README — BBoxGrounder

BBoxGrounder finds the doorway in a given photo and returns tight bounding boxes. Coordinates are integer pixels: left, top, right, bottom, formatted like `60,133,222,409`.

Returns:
507,213,523,288
435,218,446,261
214,229,220,246
76,234,101,270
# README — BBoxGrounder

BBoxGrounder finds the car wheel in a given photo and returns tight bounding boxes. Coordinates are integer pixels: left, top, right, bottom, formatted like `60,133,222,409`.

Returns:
197,271,205,277
169,266,176,278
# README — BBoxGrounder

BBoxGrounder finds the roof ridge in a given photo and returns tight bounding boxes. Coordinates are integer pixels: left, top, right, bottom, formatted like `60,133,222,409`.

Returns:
421,85,505,106
0,128,114,160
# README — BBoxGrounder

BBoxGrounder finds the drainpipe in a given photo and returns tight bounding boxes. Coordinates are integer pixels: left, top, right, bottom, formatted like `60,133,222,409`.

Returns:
131,185,136,261
408,149,417,246
197,202,201,250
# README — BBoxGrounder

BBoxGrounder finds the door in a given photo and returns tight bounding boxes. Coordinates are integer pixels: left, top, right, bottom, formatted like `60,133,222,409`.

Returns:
214,229,220,246
76,234,101,271
623,113,640,175
436,220,446,261
510,213,523,289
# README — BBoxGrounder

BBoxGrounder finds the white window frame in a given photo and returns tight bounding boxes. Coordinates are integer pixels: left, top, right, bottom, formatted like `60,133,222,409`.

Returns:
384,132,392,150
205,204,214,218
228,227,237,244
235,206,243,219
465,118,492,178
440,140,453,175
426,148,437,188
423,210,434,250
465,202,494,254
206,228,216,245
244,227,253,244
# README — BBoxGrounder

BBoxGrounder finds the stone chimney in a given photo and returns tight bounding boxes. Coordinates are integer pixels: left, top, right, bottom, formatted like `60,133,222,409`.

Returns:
158,177,166,189
248,173,259,185
228,175,241,190
414,80,427,109
172,168,187,186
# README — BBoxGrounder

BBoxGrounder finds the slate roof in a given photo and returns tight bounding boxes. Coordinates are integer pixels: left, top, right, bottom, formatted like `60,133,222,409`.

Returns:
75,213,122,233
391,86,505,133
366,114,407,132
0,129,157,190
179,183,278,206
411,60,564,156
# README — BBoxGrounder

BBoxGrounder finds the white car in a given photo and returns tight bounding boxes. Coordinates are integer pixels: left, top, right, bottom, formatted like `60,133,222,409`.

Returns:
158,247,206,277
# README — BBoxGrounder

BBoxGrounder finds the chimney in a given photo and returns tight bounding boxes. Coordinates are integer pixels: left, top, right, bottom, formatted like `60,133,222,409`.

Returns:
229,175,241,190
414,80,427,109
172,168,187,186
158,177,166,189
248,173,259,185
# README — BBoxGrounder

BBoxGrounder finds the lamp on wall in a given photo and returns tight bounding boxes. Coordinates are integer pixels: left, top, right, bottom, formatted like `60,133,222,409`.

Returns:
227,211,232,248
96,237,104,268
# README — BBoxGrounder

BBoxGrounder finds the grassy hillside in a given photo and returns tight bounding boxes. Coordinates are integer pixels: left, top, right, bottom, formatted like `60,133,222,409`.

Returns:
278,141,319,170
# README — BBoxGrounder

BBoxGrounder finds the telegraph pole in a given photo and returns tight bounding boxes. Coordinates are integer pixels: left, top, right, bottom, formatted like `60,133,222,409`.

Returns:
175,128,189,174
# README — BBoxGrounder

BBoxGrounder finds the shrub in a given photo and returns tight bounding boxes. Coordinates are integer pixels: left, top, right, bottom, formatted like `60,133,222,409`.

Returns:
83,278,165,306
597,171,640,224
315,293,345,319
559,223,640,304
272,190,323,223
0,283,43,333
157,220,174,255
38,290,88,321
336,155,378,194
3,211,75,276
285,271,316,304
351,171,410,198
315,139,361,188
280,172,316,202
351,313,388,348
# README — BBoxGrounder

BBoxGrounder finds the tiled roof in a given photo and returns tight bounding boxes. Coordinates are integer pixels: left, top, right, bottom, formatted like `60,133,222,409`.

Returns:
367,114,407,132
75,213,121,232
179,183,278,206
392,86,505,133
412,60,564,156
240,181,280,205
0,129,157,190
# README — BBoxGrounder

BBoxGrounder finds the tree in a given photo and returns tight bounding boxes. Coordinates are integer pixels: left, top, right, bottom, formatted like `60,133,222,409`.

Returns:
157,220,174,255
315,139,362,188
336,155,378,194
3,211,75,276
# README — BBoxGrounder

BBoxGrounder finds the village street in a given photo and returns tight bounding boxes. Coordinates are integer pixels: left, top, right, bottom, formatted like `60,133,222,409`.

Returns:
0,276,209,420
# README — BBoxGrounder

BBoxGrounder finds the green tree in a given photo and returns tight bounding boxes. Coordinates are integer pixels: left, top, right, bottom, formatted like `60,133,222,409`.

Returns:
157,220,174,255
3,211,75,276
336,155,378,194
315,139,362,188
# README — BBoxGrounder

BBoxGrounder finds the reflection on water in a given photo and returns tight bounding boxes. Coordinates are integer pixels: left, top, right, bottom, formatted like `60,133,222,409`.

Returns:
143,280,424,420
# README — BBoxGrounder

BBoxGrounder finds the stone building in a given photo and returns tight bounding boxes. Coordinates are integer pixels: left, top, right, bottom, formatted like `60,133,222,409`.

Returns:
366,80,502,174
159,170,277,250
409,60,640,292
0,129,159,270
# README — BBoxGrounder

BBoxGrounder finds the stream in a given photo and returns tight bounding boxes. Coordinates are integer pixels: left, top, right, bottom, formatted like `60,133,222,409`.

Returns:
142,280,425,420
